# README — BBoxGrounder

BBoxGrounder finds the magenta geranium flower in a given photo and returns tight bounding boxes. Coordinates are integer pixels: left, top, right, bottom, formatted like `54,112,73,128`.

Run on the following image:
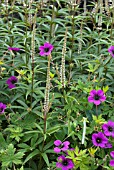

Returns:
54,140,70,153
92,132,108,148
108,46,114,58
88,89,106,105
56,155,74,170
39,42,53,56
109,151,114,167
102,120,114,137
8,47,20,51
109,160,114,167
6,76,18,89
110,151,114,158
0,102,6,114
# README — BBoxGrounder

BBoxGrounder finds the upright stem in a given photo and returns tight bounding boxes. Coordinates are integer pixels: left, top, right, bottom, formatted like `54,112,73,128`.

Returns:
38,54,51,170
13,163,16,170
102,56,112,88
96,105,98,117
49,1,55,42
44,54,51,134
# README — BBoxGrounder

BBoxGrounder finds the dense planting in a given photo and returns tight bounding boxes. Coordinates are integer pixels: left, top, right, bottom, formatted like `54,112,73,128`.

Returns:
0,0,114,170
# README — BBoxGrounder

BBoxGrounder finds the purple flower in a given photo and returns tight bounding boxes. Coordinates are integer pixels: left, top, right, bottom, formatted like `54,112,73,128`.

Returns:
109,152,114,167
108,46,114,58
8,47,20,51
56,155,74,170
109,160,114,167
104,142,112,148
92,132,108,148
88,89,106,105
39,42,53,56
54,140,70,153
110,151,114,158
6,76,18,89
102,120,114,138
0,102,6,114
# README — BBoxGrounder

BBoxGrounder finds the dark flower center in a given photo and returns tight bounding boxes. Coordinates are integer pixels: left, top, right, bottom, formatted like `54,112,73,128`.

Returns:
0,108,3,112
108,126,113,132
44,48,49,52
11,80,17,84
94,95,100,100
112,50,114,54
62,160,68,166
96,137,101,143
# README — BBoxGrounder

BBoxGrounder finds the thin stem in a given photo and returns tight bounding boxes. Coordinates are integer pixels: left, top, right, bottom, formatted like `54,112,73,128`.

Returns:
49,1,55,42
4,112,10,124
102,56,112,88
96,105,98,117
13,163,16,170
38,54,51,170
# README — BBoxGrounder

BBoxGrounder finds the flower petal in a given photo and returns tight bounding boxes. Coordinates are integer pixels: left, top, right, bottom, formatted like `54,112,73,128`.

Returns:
110,151,114,158
54,147,61,153
39,51,45,56
99,95,106,102
88,96,94,102
93,100,101,105
109,160,114,167
90,90,97,96
104,142,112,148
108,46,114,58
54,140,62,146
62,141,70,146
97,90,104,96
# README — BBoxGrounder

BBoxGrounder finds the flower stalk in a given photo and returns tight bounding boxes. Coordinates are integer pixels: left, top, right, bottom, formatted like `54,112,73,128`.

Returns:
44,54,51,133
83,0,87,15
98,0,103,30
60,28,67,88
30,11,36,107
28,0,33,30
105,0,110,16
78,21,83,54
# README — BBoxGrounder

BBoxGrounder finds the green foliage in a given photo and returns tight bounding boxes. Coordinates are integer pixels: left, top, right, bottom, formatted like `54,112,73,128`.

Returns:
67,146,91,170
0,144,24,169
0,0,114,169
5,125,23,142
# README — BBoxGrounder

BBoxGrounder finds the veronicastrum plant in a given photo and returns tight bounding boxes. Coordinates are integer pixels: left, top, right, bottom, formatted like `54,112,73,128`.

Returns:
0,0,114,170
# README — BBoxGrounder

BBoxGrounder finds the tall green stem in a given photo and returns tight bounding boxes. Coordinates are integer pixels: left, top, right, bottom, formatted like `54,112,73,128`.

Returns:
96,105,98,117
49,1,55,42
